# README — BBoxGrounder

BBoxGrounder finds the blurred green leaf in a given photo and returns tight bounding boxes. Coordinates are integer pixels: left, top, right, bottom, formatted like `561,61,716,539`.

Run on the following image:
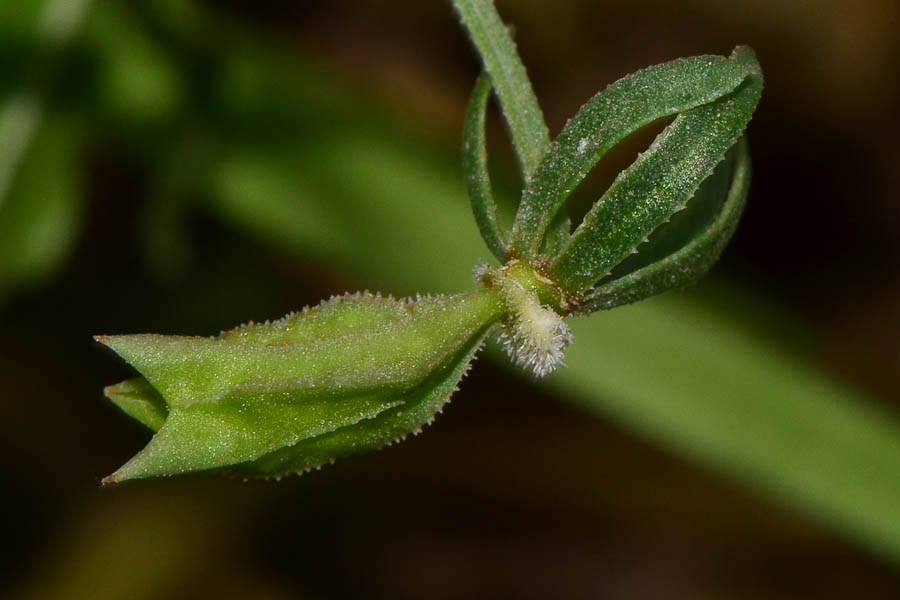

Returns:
451,0,572,253
0,0,93,301
561,294,900,562
0,0,47,38
210,136,489,296
86,2,184,125
0,104,81,298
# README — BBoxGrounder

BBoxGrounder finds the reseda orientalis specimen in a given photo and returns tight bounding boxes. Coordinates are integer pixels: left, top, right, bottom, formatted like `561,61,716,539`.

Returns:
97,0,762,484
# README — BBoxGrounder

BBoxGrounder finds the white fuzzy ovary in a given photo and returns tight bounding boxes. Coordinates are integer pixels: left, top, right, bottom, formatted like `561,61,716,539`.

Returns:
497,281,573,377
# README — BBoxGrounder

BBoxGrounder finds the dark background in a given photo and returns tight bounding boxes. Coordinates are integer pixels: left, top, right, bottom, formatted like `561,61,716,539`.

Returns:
1,1,898,597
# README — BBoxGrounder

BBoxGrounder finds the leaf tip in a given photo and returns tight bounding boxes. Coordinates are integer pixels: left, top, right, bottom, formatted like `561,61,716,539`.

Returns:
730,45,762,76
101,462,145,485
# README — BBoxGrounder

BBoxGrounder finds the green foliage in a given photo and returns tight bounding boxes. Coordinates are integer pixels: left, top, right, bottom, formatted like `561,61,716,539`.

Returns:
0,106,82,298
207,81,900,562
97,0,764,483
456,0,761,308
547,48,761,293
509,50,757,260
87,2,184,125
452,0,550,181
561,295,900,561
0,0,92,301
2,0,897,567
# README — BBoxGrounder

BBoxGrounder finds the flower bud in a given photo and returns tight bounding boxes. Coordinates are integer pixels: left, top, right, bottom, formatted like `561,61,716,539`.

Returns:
99,290,504,483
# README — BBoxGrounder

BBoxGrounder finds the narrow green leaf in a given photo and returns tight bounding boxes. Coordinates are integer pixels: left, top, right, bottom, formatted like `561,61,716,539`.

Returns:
0,113,82,297
87,1,184,124
549,47,762,292
511,48,757,261
462,73,507,262
452,0,549,180
578,137,749,312
99,290,505,482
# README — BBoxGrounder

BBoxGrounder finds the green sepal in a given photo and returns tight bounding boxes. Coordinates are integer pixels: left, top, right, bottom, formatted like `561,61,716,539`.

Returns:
99,290,505,483
510,47,759,263
548,47,762,292
462,73,507,262
576,137,750,313
105,377,167,432
238,328,486,477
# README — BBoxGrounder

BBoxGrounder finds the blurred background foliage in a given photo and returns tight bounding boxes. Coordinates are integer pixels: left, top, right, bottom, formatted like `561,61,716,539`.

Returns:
2,0,899,597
